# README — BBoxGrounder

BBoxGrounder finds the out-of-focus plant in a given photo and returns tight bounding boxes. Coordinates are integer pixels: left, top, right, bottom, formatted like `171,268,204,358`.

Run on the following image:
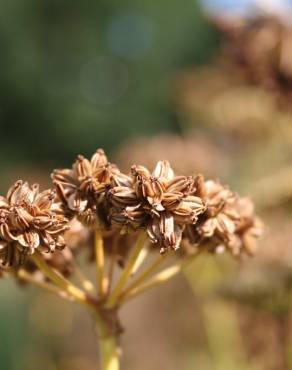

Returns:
114,132,231,179
170,4,292,370
216,210,292,370
0,149,262,370
174,5,292,207
0,0,218,168
175,64,292,141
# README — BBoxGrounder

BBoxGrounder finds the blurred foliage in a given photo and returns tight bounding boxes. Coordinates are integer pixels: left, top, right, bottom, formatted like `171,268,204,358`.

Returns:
0,0,218,170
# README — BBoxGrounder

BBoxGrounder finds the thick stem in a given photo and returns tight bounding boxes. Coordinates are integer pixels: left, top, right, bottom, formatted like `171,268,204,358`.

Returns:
99,333,120,370
95,313,120,370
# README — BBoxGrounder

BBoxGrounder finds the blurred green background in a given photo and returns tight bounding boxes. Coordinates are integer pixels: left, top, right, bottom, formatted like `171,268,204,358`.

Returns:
0,2,221,370
0,0,217,173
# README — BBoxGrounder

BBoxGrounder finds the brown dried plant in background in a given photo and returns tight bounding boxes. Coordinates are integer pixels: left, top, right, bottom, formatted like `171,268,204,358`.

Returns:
216,17,292,103
174,16,292,148
175,64,291,138
114,133,231,179
174,14,292,223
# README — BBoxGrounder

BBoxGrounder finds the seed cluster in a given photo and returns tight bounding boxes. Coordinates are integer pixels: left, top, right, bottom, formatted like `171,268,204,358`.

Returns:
52,149,118,226
109,161,206,253
186,178,263,256
0,149,262,273
0,181,68,266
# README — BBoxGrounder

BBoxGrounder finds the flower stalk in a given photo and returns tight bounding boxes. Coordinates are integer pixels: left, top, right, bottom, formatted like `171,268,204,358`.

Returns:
17,269,70,299
118,253,168,301
122,264,182,302
31,250,93,309
120,250,202,303
95,227,107,296
106,231,147,308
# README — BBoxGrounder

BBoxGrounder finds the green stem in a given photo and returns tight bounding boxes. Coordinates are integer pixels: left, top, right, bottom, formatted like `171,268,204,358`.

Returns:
106,231,147,308
118,253,168,301
120,263,181,303
95,227,107,297
120,251,201,303
31,250,94,310
17,269,70,299
95,314,120,370
100,334,120,370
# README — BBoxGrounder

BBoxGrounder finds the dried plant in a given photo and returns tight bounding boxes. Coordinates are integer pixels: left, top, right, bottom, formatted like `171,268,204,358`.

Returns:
0,149,262,370
52,149,119,225
175,64,292,142
0,180,68,265
174,16,292,146
109,161,206,252
186,180,263,257
216,17,292,105
114,133,231,178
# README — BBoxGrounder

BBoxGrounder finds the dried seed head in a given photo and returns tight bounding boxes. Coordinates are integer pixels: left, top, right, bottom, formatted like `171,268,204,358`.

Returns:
185,178,263,257
52,149,119,226
229,197,264,256
109,160,206,253
0,180,69,267
110,206,146,234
